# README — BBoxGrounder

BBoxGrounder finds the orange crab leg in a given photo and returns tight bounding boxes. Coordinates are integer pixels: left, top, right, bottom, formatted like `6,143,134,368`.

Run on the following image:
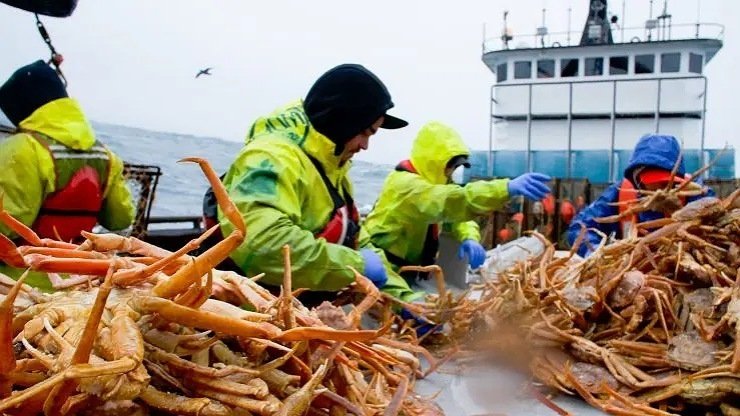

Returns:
0,206,42,247
153,157,245,299
19,247,107,259
132,296,282,339
23,255,125,275
0,269,29,398
79,231,176,258
43,264,116,415
0,233,27,268
112,224,219,287
276,324,388,343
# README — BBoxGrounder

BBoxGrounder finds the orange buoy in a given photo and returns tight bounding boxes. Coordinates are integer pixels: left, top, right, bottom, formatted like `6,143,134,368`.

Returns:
498,228,511,242
560,200,576,224
542,194,555,216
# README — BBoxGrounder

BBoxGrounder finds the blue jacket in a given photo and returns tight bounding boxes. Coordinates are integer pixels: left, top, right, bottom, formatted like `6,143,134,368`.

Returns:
567,134,715,257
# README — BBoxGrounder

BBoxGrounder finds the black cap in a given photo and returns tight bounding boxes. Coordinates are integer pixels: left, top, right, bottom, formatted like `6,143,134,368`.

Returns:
0,60,68,126
304,63,407,155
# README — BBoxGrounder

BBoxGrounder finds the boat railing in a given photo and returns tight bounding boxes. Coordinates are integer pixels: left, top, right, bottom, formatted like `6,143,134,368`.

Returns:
487,75,714,182
483,22,725,53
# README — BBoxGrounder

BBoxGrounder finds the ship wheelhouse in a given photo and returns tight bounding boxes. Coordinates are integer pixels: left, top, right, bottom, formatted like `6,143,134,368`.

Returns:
470,1,731,184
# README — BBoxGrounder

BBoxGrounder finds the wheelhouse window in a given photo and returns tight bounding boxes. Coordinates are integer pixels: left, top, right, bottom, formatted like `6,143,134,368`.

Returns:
634,54,654,74
585,57,603,76
496,63,507,82
689,53,703,74
514,61,532,79
560,58,579,77
609,56,628,75
537,59,555,78
661,53,681,73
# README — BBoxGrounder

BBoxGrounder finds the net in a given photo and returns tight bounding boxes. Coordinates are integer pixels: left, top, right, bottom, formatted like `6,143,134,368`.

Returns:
122,163,161,238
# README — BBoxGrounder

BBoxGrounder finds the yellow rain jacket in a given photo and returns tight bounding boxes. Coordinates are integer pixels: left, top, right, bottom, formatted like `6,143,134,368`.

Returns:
0,98,134,290
360,121,510,268
218,101,416,300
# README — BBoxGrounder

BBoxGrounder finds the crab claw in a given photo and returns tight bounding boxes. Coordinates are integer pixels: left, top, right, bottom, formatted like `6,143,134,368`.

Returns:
0,233,26,268
153,157,246,299
0,195,43,247
0,269,30,397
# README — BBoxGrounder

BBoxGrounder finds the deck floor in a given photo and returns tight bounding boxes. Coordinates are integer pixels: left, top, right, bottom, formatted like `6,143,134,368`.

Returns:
415,360,607,415
408,254,606,415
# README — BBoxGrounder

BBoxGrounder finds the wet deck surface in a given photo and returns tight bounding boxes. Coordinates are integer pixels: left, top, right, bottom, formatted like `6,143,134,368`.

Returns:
415,361,607,415
408,252,606,415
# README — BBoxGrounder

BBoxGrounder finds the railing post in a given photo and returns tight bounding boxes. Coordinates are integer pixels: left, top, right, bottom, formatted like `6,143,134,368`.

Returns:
526,83,533,172
610,80,618,183
488,84,495,177
700,76,708,177
655,78,662,133
566,82,573,179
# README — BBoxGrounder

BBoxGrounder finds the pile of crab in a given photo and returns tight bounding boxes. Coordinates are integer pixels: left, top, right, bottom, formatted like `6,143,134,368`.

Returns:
456,179,740,415
0,158,444,416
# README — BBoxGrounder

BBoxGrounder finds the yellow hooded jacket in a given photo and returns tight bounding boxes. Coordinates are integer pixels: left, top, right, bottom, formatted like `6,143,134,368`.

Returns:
218,101,416,300
0,98,134,289
360,122,510,267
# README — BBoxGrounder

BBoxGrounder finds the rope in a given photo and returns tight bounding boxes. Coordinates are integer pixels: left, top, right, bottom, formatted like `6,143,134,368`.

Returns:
34,13,68,86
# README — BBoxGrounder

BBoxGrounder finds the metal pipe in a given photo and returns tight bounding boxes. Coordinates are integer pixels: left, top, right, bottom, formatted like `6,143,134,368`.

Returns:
621,0,626,43
527,83,533,172
566,82,573,178
567,7,571,46
488,84,495,177
609,80,618,182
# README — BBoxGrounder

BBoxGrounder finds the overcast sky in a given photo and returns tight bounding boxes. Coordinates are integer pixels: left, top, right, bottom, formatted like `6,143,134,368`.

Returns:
1,0,737,165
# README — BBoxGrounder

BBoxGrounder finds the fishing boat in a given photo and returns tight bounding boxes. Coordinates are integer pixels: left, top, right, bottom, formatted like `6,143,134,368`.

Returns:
466,0,737,249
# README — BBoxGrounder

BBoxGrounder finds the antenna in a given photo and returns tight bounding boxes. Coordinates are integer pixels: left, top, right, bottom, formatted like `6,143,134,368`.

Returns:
657,0,672,41
501,10,513,49
567,6,572,46
621,0,626,42
646,0,656,41
695,0,701,38
537,8,548,47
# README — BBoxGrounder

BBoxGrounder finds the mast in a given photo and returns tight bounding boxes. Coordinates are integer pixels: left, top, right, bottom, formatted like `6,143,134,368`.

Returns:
580,0,613,45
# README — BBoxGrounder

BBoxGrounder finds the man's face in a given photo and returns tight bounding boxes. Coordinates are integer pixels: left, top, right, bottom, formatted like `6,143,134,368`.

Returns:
339,116,384,163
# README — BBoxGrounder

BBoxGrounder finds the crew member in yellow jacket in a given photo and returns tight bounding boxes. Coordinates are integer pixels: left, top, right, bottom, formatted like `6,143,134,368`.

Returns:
217,64,418,302
361,121,552,278
0,60,135,290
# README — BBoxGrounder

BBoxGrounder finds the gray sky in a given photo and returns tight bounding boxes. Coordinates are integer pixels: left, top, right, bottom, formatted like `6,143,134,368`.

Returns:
1,0,737,165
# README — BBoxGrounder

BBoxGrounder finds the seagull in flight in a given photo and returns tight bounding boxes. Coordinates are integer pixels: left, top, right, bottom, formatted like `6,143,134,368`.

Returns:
195,67,213,78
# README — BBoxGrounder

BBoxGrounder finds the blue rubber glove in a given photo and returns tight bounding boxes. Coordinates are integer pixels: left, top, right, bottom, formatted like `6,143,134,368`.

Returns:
400,309,439,337
457,239,486,269
507,173,552,201
360,248,387,288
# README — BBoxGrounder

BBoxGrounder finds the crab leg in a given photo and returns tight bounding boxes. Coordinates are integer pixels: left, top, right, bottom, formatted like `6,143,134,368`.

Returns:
113,224,219,287
131,296,282,339
139,385,232,416
154,157,245,299
0,233,27,268
43,263,116,415
0,198,76,249
0,269,29,397
276,362,329,416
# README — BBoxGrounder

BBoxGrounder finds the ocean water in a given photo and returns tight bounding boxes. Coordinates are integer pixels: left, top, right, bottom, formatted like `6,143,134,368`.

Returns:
94,122,392,217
